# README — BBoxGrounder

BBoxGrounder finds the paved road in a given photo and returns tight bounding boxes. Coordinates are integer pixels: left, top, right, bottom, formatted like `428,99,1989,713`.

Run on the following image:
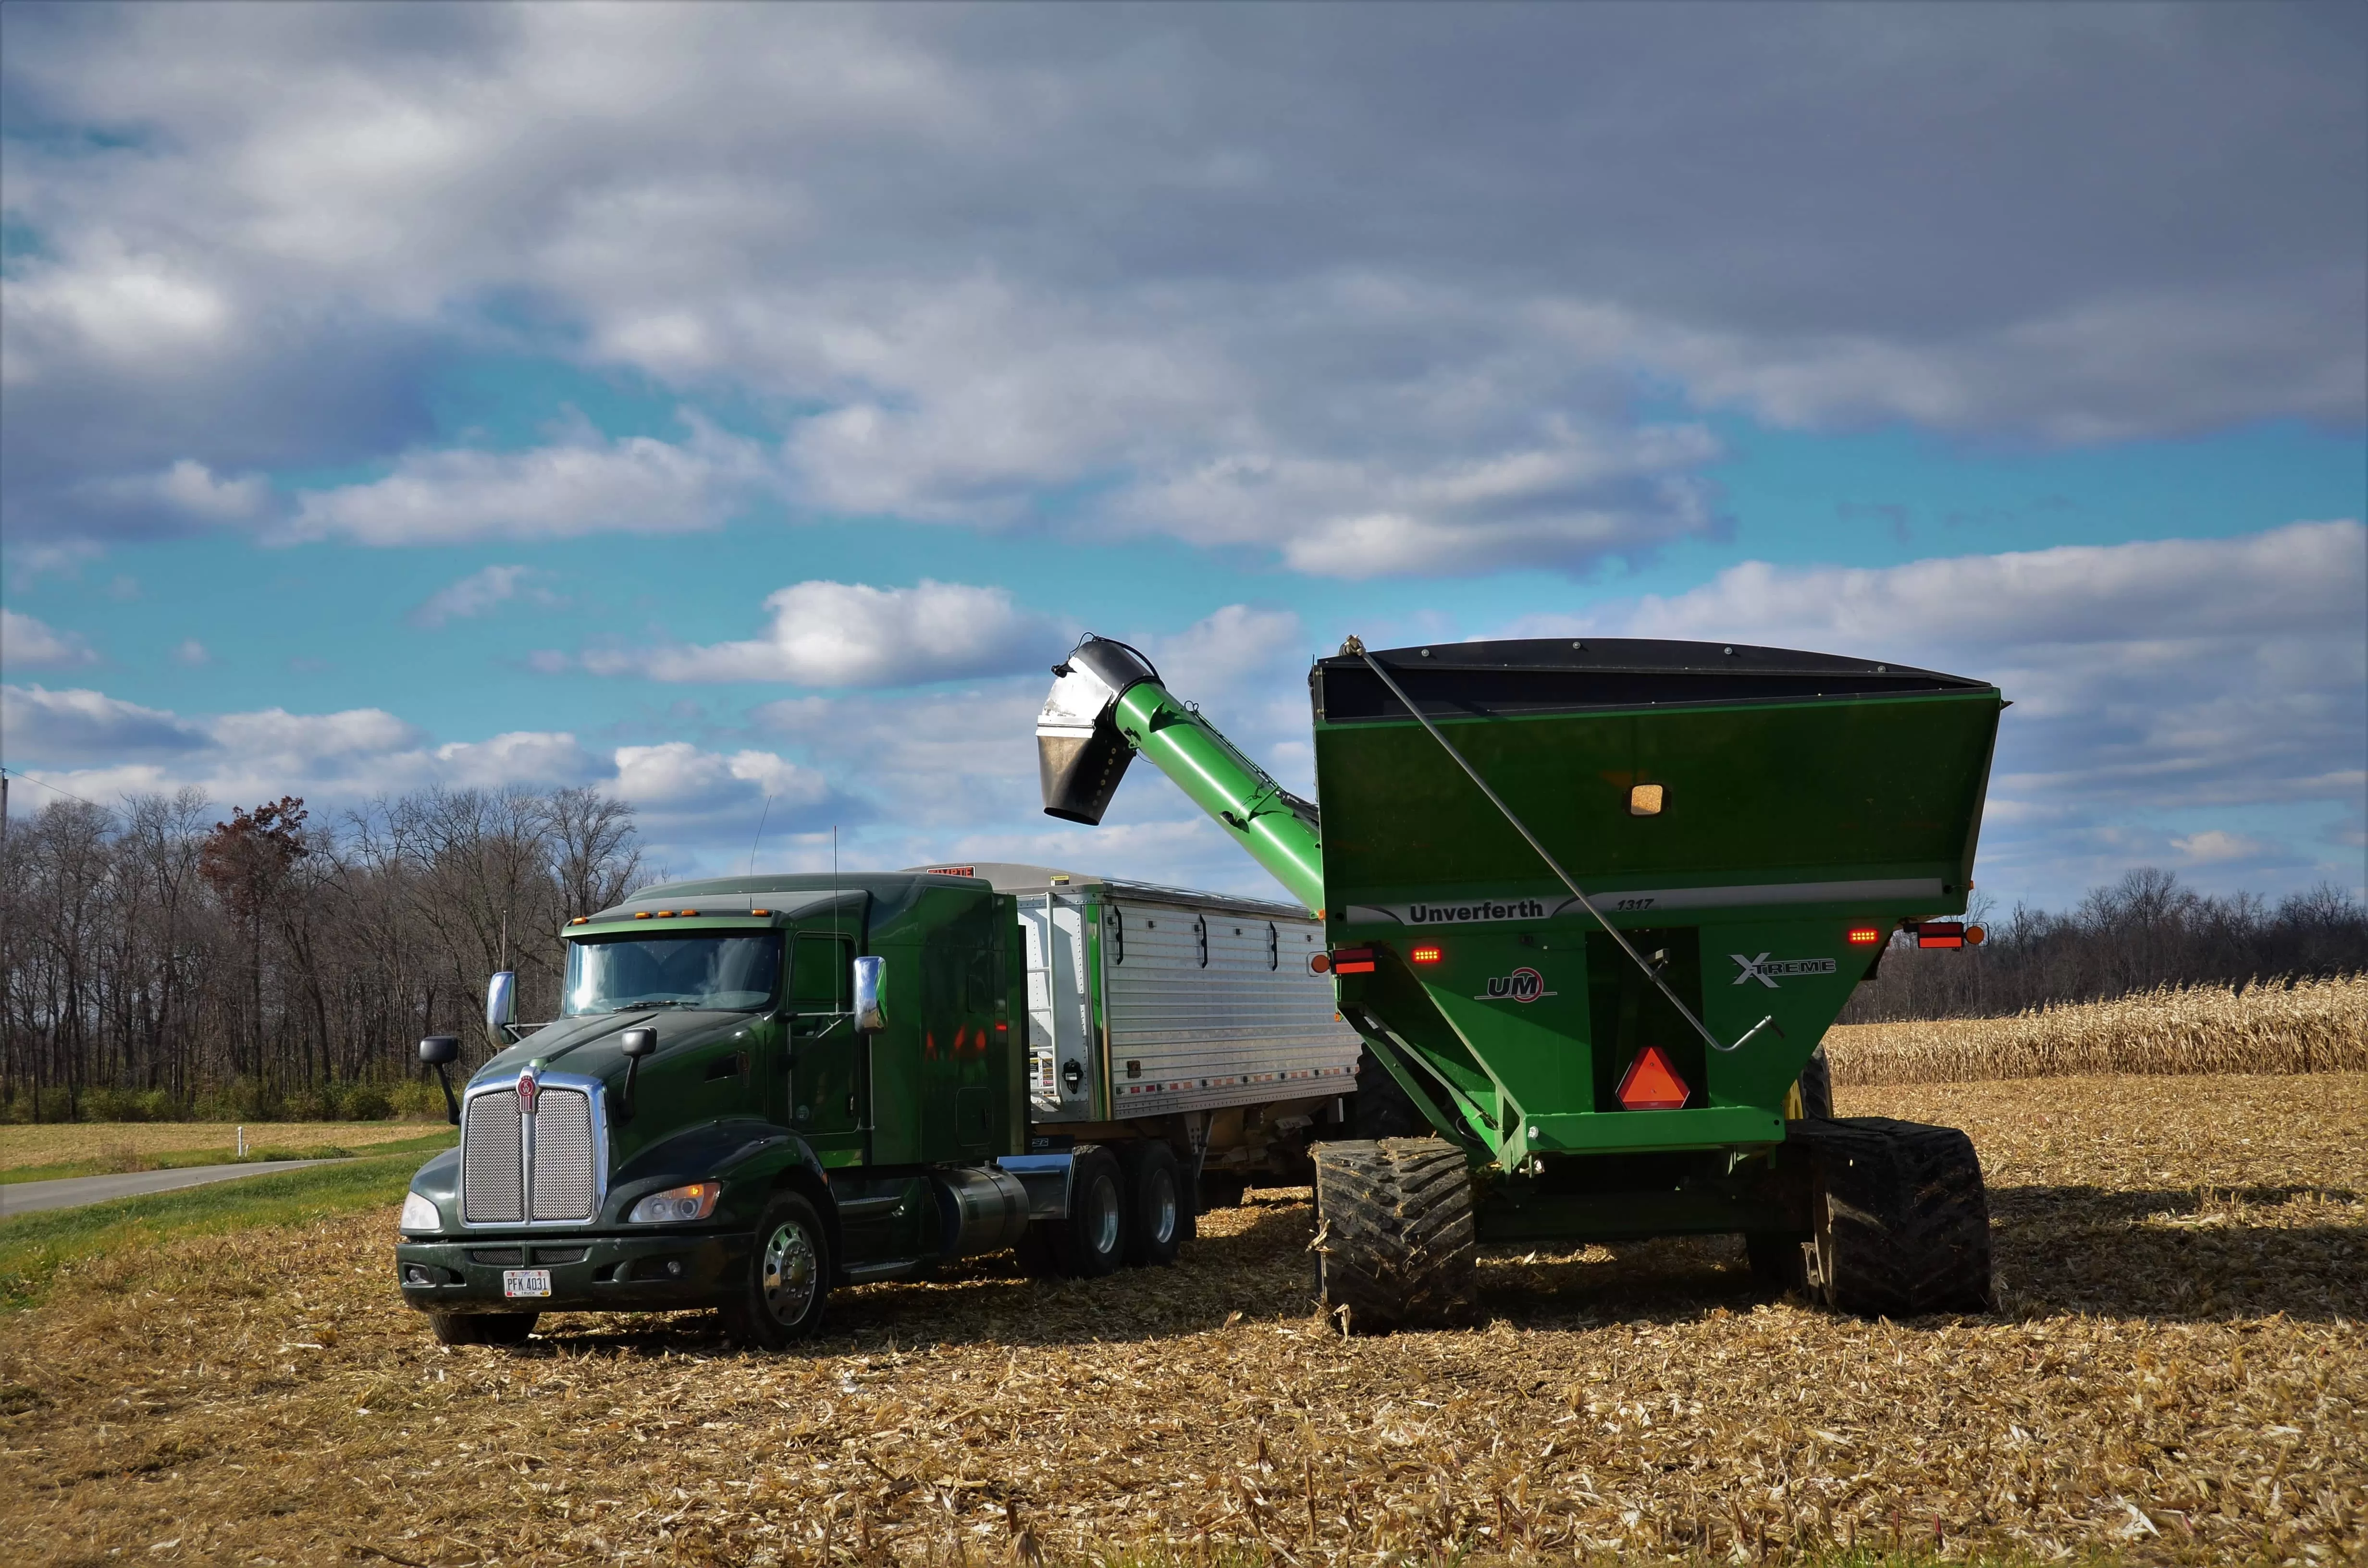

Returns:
0,1159,345,1218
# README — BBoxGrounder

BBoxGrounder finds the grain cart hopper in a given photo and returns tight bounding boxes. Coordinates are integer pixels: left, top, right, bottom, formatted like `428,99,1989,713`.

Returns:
1037,635,2002,1327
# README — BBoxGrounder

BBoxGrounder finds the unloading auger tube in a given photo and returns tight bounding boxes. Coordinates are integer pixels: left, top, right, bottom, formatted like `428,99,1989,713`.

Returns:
1036,637,1326,913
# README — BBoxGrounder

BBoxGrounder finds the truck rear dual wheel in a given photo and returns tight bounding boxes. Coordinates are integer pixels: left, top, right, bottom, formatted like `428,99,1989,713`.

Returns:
1047,1145,1128,1278
429,1311,537,1346
721,1192,833,1350
1311,1138,1478,1333
1793,1117,1991,1316
1117,1140,1186,1267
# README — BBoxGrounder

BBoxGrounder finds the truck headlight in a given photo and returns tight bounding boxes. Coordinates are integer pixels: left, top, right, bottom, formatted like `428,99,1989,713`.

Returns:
399,1191,442,1234
629,1182,721,1224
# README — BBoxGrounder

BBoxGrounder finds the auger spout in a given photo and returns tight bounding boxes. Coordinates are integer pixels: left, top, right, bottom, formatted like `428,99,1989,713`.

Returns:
1036,636,1325,912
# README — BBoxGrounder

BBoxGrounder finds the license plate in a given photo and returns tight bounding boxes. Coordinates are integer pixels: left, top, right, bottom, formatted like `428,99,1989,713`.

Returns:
502,1268,552,1298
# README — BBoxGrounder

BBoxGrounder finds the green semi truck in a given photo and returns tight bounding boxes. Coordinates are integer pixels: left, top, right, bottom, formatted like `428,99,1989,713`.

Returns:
394,864,1361,1347
1036,633,2002,1327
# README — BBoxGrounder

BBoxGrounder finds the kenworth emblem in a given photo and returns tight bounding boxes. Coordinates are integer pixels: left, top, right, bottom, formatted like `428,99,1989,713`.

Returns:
516,1067,538,1114
1730,953,1839,988
1475,967,1556,1004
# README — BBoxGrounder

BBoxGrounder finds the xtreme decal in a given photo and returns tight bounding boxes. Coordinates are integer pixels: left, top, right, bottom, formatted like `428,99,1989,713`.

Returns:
1730,953,1840,988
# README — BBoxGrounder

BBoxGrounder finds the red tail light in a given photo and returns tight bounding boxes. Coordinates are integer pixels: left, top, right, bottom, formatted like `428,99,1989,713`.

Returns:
1846,926,1883,946
1328,947,1377,975
1913,921,1965,949
1409,944,1443,965
1615,1045,1690,1111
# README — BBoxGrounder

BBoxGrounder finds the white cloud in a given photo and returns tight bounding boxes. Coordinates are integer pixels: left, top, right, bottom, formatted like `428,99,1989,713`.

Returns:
170,638,211,666
1,608,99,668
1,684,208,758
286,416,778,546
408,564,555,627
582,578,1065,688
1505,520,2368,899
11,9,2354,565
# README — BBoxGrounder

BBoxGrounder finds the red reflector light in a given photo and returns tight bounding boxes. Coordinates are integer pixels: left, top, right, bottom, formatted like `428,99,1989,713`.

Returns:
1329,947,1377,975
1410,944,1443,965
1846,926,1882,946
1616,1045,1690,1111
1915,921,1965,949
1965,925,1986,946
1308,953,1332,974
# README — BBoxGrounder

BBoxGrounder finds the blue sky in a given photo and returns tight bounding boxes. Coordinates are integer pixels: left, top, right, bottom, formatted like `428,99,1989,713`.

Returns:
3,4,2363,910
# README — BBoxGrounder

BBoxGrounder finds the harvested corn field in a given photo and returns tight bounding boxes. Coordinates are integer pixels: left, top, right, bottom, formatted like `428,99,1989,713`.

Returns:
3,1073,2362,1567
0,1121,446,1176
1826,975,2368,1086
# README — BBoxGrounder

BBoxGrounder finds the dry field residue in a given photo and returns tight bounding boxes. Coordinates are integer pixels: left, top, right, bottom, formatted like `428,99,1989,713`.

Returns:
1827,975,2368,1087
0,1121,442,1176
2,1074,2361,1566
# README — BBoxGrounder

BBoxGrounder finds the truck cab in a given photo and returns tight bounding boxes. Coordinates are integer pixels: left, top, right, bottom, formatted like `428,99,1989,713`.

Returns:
395,872,1033,1348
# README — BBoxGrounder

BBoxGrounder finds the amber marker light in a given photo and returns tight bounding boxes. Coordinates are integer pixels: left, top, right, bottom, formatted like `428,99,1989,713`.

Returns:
634,911,653,920
1846,926,1882,945
1308,953,1332,974
1410,944,1444,965
750,908,771,916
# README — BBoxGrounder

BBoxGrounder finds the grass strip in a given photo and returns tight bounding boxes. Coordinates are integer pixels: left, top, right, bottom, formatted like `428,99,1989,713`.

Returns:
0,1128,455,1185
0,1150,429,1312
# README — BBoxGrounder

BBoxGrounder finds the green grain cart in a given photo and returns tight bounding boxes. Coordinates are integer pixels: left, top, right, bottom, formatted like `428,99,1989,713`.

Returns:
1037,634,2002,1326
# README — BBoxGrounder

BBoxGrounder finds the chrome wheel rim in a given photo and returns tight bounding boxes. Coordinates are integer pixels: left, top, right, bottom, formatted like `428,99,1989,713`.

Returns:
760,1219,819,1325
1089,1173,1122,1256
1149,1171,1177,1247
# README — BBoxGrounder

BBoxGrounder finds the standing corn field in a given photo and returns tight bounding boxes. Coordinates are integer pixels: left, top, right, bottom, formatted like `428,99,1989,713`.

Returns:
1825,974,2368,1085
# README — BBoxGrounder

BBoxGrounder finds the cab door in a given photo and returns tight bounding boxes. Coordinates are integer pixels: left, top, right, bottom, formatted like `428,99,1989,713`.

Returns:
786,931,863,1164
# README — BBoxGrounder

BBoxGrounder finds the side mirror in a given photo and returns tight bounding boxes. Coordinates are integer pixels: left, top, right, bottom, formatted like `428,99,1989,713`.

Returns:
485,971,517,1038
852,956,888,1031
419,1035,461,1125
618,1027,657,1120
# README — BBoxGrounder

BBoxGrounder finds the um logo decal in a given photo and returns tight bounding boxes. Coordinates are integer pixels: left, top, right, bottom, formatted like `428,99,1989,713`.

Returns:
1475,967,1557,1004
1730,953,1839,988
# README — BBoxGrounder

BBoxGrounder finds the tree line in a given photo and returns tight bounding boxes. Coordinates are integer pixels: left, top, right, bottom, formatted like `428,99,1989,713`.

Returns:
0,786,648,1121
3,782,2362,1118
1841,867,2368,1022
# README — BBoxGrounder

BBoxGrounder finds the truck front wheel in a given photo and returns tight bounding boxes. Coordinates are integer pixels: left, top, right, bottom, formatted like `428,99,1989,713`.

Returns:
723,1192,833,1349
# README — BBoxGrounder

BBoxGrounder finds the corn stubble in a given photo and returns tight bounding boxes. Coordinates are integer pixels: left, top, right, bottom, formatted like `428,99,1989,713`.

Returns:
2,1074,2360,1566
1827,975,2368,1087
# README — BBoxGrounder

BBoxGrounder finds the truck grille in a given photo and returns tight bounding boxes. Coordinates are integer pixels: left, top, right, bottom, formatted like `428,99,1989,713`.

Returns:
460,1082,602,1225
530,1089,598,1221
460,1093,524,1223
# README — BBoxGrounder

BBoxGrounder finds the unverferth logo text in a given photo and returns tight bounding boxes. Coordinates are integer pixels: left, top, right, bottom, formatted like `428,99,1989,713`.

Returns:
1405,897,1549,925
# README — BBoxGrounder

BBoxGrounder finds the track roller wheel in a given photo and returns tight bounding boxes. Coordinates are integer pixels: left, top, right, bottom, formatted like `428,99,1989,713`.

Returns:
1793,1117,1991,1316
1310,1137,1477,1332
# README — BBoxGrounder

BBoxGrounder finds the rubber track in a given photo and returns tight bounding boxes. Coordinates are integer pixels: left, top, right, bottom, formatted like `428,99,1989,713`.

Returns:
1796,1116,1991,1316
1312,1138,1477,1331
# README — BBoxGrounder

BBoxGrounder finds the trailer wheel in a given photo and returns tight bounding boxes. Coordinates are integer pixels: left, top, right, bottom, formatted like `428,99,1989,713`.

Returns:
1796,1117,1990,1317
1311,1138,1477,1332
1788,1047,1834,1121
429,1311,536,1346
722,1192,832,1349
1118,1141,1184,1267
1050,1145,1128,1278
1349,1050,1426,1140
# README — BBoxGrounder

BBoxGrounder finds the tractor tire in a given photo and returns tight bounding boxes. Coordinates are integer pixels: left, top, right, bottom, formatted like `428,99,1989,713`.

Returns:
1311,1138,1477,1333
1792,1047,1834,1121
1349,1050,1428,1141
430,1311,536,1346
1793,1117,1991,1317
1117,1140,1185,1268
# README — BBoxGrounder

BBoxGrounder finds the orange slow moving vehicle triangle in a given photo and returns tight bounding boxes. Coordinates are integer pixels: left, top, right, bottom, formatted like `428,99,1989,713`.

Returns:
1615,1045,1690,1111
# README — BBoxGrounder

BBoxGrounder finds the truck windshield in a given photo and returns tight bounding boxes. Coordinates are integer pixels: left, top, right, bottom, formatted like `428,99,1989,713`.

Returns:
563,933,783,1015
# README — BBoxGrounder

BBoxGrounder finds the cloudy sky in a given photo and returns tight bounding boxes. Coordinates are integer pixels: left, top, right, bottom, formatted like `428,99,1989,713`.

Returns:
3,3,2362,908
